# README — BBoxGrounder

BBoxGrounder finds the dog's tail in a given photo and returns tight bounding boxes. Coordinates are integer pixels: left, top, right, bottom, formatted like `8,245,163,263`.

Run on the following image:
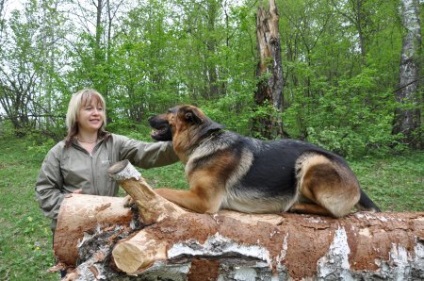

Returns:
356,189,381,212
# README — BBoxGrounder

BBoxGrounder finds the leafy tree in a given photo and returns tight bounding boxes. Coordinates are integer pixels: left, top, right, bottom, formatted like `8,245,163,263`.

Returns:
0,0,69,137
0,0,422,157
109,0,187,126
277,0,407,156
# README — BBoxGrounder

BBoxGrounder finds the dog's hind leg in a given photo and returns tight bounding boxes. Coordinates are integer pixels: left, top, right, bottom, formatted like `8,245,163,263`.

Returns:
289,201,335,216
291,153,361,218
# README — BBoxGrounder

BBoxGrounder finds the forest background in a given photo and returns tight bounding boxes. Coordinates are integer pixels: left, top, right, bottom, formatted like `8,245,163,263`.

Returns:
0,0,423,280
0,0,423,156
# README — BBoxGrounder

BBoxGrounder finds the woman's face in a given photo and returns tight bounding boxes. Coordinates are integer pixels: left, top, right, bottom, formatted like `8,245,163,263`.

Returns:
77,97,105,133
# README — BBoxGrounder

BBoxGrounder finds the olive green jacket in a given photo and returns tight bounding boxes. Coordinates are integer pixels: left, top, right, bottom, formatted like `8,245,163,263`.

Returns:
35,133,178,228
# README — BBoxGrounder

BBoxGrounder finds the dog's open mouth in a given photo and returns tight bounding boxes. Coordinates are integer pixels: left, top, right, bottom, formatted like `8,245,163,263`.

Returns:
150,126,170,140
148,116,173,141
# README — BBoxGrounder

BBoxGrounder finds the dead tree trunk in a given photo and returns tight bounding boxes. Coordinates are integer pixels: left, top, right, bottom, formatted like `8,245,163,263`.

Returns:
393,0,422,148
253,0,285,140
53,160,424,280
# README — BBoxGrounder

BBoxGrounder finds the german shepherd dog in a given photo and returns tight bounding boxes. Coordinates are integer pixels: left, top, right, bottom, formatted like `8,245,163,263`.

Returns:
149,105,380,217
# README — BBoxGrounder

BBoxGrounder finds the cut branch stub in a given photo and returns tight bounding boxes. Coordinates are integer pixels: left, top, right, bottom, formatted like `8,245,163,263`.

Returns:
112,231,168,274
108,160,186,225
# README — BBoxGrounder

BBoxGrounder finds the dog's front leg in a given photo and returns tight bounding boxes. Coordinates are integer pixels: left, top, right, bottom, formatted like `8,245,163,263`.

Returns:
155,187,222,214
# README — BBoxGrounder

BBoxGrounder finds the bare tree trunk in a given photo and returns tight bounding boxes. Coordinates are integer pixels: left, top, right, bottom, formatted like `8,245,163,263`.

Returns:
206,0,220,99
253,0,285,140
94,0,103,65
393,0,422,148
53,160,424,280
0,0,5,36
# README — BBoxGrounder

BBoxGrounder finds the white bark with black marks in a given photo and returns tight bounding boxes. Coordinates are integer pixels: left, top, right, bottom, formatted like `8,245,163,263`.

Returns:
393,0,422,147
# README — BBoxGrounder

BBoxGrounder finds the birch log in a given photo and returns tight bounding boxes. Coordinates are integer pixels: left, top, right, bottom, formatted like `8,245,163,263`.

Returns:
54,160,424,280
53,194,132,266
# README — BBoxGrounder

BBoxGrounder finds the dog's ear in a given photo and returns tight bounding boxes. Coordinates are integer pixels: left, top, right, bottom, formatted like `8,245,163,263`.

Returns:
184,110,202,124
179,105,224,135
179,106,203,125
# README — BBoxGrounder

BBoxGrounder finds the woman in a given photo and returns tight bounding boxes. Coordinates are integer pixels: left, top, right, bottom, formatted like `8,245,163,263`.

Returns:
35,88,179,231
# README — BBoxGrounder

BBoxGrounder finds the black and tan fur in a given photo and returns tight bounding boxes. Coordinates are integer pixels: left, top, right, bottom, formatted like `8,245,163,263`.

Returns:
149,105,380,217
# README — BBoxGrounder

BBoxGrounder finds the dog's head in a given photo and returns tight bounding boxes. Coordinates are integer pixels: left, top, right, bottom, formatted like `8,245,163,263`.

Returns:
149,105,224,148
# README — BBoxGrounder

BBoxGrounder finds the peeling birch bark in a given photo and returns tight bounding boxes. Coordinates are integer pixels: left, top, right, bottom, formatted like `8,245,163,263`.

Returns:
54,160,424,280
393,0,422,147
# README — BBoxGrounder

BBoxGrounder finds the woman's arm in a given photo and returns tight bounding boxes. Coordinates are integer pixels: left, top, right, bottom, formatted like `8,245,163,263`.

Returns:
115,134,179,169
35,145,65,221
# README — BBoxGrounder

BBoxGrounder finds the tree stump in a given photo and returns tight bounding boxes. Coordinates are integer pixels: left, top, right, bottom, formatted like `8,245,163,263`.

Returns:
53,160,424,280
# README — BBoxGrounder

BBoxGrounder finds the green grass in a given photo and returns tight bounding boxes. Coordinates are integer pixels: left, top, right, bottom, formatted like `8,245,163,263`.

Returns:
0,136,423,280
351,154,424,212
0,137,56,281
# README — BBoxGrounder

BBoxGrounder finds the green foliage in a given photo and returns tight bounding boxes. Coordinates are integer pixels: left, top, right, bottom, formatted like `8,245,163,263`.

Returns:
200,88,256,135
27,137,56,160
282,64,403,158
0,120,16,137
0,0,422,153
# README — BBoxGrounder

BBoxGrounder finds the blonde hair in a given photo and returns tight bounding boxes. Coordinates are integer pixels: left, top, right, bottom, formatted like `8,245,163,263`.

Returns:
65,88,107,146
